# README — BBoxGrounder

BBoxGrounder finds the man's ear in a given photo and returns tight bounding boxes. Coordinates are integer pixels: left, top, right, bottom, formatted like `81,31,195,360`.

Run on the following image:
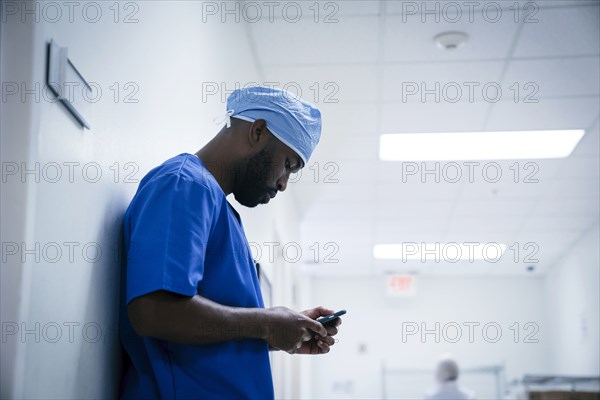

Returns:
248,119,269,149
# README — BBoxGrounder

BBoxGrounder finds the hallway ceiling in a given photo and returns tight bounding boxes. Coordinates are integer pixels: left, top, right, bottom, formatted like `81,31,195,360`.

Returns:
246,0,600,276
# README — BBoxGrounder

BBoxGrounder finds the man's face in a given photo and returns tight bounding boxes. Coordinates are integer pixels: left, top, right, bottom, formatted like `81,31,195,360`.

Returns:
233,137,303,207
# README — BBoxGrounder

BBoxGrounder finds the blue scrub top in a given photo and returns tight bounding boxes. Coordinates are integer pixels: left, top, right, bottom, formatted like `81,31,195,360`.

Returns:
119,153,274,399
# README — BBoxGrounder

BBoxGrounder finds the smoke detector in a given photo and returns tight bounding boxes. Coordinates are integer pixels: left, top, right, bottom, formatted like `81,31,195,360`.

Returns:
434,31,469,50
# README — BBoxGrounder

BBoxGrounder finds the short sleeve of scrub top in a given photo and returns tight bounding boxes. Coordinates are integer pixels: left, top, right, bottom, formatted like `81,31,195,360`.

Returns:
125,171,216,303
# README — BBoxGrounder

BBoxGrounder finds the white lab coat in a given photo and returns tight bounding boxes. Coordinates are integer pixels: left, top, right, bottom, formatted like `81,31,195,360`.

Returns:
424,381,475,400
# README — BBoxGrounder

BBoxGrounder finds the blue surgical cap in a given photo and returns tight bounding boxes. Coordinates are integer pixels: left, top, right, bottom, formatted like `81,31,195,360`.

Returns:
223,86,322,165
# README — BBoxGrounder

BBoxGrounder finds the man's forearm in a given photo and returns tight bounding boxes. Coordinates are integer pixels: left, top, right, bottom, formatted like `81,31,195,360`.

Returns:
128,290,269,345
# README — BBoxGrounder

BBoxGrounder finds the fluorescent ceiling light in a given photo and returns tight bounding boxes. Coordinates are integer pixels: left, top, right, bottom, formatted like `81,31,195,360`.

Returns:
379,130,585,161
373,243,507,262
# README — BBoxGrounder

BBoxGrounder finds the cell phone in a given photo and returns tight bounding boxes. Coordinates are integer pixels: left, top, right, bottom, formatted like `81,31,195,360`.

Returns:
317,310,346,325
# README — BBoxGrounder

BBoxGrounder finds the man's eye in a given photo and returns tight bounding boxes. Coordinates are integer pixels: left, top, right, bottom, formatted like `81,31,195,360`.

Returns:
285,160,291,169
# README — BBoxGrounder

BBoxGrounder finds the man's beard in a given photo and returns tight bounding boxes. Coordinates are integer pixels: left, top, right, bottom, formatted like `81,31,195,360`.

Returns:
233,145,275,207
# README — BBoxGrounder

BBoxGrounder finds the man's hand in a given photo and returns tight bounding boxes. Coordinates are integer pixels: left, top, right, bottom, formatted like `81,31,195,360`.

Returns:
293,306,343,355
264,306,328,353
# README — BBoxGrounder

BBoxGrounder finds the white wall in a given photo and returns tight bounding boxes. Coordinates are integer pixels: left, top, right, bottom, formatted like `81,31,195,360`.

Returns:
303,274,551,399
0,1,303,398
1,7,37,397
544,222,600,375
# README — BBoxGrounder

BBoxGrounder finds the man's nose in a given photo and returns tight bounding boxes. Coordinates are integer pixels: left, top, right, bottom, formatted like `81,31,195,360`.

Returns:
277,175,288,192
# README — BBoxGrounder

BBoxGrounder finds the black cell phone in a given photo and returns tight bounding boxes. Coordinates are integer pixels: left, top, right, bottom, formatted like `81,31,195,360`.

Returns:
317,310,346,325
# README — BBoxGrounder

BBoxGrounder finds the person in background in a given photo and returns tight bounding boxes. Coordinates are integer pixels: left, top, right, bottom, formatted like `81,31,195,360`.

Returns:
119,86,342,399
424,355,475,400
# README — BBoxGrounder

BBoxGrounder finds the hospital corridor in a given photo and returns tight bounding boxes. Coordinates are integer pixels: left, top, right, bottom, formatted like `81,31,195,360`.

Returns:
1,1,599,399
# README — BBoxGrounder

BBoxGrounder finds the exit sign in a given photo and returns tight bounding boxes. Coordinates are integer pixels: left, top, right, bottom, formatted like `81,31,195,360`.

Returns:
386,274,417,297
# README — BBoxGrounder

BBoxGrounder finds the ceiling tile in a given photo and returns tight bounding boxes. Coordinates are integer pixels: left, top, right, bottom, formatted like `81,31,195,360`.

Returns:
379,159,564,185
313,183,377,203
487,263,547,276
521,214,598,231
262,64,378,103
304,201,376,220
381,101,489,133
533,1,600,7
542,176,600,198
530,196,600,216
265,1,381,18
443,224,520,240
460,180,546,199
375,177,463,200
428,263,494,276
319,103,378,136
251,16,379,66
446,215,523,235
374,199,456,219
304,159,373,185
385,1,600,15
439,230,516,246
485,97,600,131
383,12,519,62
555,155,600,178
503,57,600,99
452,198,537,217
333,0,380,16
374,219,450,241
318,137,380,162
382,61,505,102
303,218,373,235
513,5,600,58
512,230,583,266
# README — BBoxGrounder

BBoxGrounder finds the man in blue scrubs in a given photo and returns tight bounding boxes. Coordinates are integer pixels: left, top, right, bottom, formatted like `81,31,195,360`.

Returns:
120,87,342,399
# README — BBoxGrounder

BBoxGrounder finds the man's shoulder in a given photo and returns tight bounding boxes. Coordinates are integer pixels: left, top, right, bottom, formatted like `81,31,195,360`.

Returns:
144,153,218,191
129,154,225,212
